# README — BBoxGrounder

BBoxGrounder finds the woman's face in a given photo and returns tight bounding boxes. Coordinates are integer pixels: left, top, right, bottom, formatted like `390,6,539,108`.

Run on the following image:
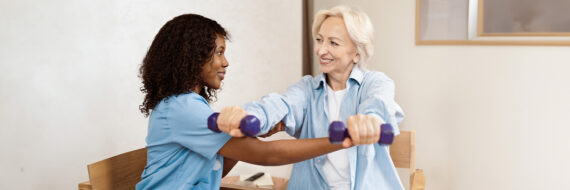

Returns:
200,35,228,90
314,17,359,75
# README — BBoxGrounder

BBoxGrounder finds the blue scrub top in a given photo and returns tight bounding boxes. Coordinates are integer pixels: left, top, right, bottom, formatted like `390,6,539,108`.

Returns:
136,92,231,190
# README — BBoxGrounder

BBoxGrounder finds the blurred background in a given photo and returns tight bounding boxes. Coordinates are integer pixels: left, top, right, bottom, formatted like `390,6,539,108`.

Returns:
1,0,569,189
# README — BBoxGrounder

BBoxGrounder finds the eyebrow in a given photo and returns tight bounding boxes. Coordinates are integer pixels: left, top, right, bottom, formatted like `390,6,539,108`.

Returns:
316,33,344,43
328,36,344,43
218,46,225,50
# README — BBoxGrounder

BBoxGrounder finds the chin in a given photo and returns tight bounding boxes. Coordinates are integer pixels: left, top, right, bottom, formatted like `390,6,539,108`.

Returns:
205,82,221,90
213,83,222,89
319,66,332,74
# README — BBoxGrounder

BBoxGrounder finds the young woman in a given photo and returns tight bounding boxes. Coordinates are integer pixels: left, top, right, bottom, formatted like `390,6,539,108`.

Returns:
135,14,374,190
216,6,405,190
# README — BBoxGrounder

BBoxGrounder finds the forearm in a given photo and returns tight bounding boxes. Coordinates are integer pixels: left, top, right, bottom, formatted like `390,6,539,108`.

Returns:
262,138,344,166
218,137,343,166
244,77,311,136
243,94,291,135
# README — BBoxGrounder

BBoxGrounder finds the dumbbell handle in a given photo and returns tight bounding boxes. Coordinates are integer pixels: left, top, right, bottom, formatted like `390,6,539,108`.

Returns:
207,112,261,137
328,121,394,145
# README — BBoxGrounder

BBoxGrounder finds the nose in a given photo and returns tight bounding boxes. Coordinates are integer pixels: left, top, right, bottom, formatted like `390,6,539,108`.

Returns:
222,57,229,68
315,43,328,57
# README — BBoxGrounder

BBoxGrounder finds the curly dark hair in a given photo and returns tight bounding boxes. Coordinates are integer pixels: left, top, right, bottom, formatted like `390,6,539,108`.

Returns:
139,14,229,116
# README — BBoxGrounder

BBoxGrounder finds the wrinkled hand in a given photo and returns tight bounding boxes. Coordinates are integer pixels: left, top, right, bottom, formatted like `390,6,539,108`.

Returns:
259,121,286,138
342,114,382,148
217,106,247,137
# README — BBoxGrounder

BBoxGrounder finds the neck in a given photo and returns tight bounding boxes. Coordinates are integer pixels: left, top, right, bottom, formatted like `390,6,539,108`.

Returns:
326,65,354,91
192,85,202,94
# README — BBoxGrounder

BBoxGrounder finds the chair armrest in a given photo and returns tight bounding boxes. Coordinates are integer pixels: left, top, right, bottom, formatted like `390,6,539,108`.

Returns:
78,181,92,190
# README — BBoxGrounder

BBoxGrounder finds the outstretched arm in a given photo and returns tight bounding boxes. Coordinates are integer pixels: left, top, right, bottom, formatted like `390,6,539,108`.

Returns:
217,76,313,138
358,72,404,135
218,137,344,166
221,123,285,176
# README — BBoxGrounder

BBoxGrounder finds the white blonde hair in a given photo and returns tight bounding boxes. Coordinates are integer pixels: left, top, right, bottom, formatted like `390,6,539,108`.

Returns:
312,5,374,68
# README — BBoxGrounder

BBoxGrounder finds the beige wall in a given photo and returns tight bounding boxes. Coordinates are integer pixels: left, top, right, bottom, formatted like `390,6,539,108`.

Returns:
0,0,301,189
313,0,570,190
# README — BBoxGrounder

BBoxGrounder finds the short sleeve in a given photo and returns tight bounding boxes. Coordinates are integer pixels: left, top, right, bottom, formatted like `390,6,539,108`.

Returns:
169,95,231,159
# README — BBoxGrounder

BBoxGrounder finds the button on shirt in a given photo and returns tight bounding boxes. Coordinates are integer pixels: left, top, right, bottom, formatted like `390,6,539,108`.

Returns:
244,67,405,190
136,92,231,190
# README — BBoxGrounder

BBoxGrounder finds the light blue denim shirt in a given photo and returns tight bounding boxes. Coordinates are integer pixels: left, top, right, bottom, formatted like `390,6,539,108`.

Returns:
244,66,405,190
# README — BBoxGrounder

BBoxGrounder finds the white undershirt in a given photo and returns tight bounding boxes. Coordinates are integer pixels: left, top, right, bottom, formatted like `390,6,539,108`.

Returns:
323,86,351,190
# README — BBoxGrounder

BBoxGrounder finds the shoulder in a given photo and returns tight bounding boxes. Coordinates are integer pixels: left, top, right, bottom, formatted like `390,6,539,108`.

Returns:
298,74,323,89
300,74,317,84
168,93,213,121
361,71,394,87
359,70,396,94
174,92,209,105
282,75,321,91
362,70,393,84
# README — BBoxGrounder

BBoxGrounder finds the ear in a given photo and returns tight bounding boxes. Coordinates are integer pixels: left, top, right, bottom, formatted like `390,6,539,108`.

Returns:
353,53,361,64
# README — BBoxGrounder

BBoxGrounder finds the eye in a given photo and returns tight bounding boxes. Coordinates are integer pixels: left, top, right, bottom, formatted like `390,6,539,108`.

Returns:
217,51,223,55
331,41,339,46
315,38,322,43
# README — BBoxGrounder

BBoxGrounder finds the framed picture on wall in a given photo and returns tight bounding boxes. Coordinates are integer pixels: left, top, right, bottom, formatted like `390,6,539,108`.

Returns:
416,0,570,45
479,0,570,36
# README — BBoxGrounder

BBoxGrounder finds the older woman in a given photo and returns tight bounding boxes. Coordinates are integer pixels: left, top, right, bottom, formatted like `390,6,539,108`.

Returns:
217,6,404,190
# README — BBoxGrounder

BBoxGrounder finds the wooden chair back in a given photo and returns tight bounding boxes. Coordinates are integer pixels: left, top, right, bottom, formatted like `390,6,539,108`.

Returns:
390,130,425,190
79,148,147,190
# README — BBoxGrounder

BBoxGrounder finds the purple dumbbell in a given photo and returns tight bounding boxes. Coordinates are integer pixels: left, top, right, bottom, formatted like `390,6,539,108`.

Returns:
207,112,261,137
328,121,395,145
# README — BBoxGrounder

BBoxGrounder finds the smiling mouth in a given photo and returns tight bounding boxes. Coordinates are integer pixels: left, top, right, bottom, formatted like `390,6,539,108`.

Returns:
320,58,333,65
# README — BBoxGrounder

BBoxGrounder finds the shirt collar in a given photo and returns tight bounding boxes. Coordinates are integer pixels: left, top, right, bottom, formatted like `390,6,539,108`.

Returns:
313,66,364,89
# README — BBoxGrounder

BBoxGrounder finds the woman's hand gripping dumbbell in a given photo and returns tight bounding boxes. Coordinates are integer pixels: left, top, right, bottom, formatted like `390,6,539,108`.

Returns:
329,114,394,147
207,106,260,137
